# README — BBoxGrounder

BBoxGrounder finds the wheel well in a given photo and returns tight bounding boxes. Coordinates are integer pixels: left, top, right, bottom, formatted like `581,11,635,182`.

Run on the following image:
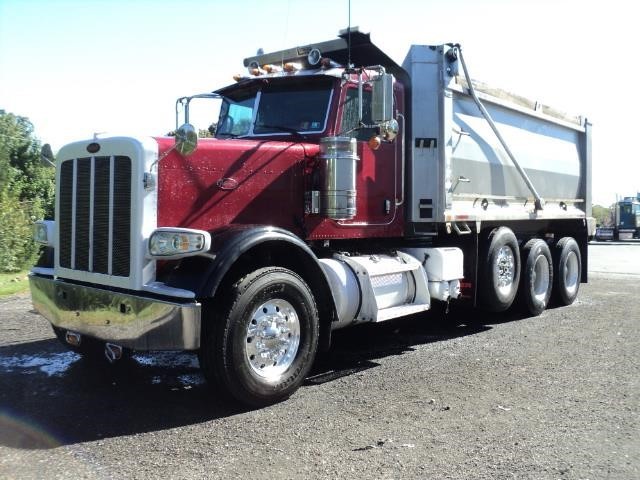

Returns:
212,241,336,352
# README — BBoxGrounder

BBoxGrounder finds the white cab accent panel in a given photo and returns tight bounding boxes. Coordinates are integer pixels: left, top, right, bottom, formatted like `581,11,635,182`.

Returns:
402,247,464,281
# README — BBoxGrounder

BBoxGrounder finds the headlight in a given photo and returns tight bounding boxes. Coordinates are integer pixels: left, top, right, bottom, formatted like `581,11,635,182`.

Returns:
148,228,211,259
34,220,55,246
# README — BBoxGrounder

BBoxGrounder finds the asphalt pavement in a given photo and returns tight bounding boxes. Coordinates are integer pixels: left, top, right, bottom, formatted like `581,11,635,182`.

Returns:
0,243,638,479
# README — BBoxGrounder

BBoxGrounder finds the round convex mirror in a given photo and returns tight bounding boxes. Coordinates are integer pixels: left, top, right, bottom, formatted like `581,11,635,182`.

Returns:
175,123,198,156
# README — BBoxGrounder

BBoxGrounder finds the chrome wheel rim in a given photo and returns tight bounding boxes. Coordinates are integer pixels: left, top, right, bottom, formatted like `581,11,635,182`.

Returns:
532,254,550,302
245,298,300,380
495,246,515,295
564,251,579,295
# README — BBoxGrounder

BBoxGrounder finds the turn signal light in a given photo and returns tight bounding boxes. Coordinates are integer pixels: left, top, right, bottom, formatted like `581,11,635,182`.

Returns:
368,135,382,150
34,220,55,246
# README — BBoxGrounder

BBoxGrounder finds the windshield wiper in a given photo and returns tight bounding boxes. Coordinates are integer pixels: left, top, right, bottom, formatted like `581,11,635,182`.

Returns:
217,132,249,139
256,124,304,139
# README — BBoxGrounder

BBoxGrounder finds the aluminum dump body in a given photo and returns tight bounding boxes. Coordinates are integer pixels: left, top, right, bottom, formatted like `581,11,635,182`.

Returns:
402,45,591,228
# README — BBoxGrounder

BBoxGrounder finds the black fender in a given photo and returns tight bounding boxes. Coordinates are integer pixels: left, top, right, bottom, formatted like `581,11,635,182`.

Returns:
166,225,337,351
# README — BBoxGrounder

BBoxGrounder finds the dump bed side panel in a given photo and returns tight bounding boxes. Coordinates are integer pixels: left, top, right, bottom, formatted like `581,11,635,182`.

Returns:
402,44,590,230
450,91,583,200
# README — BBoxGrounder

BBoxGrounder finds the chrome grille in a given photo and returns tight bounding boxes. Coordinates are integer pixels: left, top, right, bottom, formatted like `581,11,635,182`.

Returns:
58,156,132,276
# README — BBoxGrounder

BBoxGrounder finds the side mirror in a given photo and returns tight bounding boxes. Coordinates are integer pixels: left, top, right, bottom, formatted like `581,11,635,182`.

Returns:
175,124,198,156
380,119,399,142
371,73,394,123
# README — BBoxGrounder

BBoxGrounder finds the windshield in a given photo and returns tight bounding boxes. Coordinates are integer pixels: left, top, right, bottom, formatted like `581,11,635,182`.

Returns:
216,77,334,138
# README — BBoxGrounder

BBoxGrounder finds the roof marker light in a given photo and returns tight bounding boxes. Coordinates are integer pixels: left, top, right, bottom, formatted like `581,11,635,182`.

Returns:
263,64,282,73
283,62,301,72
247,60,260,75
320,57,340,69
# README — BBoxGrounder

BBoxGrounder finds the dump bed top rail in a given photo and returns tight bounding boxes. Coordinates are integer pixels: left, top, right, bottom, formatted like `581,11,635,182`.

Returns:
454,77,586,131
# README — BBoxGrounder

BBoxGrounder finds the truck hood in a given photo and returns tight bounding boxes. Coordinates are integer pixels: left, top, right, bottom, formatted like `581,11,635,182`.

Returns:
154,136,319,233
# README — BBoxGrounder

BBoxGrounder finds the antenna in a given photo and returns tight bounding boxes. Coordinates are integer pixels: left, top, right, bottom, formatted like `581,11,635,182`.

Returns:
282,0,292,67
347,0,352,68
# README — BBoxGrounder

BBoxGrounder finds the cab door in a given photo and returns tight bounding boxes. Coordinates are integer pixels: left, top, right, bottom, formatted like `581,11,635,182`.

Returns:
339,86,400,226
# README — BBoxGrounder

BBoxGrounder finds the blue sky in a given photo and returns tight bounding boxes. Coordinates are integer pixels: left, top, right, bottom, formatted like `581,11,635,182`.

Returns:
1,0,638,205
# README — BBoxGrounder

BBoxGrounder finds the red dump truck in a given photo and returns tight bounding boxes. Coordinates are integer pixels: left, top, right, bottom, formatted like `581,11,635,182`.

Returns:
29,30,594,406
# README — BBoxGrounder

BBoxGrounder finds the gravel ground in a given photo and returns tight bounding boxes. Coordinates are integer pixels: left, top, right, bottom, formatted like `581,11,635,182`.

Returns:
0,244,638,479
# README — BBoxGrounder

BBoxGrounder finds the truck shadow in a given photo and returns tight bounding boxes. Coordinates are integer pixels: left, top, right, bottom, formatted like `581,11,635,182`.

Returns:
0,308,507,450
307,309,493,385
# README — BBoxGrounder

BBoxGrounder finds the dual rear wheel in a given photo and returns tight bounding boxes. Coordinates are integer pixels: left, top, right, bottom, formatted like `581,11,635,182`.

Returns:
481,227,582,316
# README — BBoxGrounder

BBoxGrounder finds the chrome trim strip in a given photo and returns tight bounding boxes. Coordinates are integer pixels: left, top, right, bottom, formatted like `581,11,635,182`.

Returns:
31,266,54,276
108,155,114,275
29,274,201,350
89,156,95,272
71,158,77,269
142,281,196,299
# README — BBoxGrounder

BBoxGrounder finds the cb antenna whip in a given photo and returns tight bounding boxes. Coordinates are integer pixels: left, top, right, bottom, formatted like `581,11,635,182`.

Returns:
347,0,352,68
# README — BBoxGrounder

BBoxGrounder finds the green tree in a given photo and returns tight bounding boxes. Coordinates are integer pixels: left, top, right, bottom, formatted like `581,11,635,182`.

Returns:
0,110,55,272
592,204,614,226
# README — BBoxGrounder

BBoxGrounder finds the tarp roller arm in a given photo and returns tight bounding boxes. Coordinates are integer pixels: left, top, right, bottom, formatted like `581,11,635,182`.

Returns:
453,44,544,211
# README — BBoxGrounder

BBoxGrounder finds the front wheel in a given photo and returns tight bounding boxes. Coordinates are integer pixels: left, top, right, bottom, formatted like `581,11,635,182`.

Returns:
200,267,319,407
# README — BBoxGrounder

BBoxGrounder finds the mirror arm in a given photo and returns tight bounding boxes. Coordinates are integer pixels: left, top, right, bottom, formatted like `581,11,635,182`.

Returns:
174,93,222,130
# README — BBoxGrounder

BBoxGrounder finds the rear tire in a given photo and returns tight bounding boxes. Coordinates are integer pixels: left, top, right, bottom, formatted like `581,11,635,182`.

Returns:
552,237,581,306
518,239,553,316
200,267,319,407
480,227,521,312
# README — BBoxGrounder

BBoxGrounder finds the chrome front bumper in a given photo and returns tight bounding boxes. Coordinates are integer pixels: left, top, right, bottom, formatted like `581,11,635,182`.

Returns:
29,274,201,350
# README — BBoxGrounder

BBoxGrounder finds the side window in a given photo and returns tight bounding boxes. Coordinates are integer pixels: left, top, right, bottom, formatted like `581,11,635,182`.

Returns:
217,94,256,137
340,88,376,141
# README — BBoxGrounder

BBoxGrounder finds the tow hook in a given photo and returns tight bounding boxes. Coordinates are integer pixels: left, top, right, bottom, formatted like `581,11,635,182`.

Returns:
65,331,82,347
104,343,124,363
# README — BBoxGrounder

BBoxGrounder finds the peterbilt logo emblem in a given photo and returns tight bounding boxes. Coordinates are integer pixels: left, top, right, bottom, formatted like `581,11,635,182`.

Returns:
216,178,239,190
86,142,101,154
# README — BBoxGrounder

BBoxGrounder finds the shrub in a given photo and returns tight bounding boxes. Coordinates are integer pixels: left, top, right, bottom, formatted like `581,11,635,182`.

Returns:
0,191,40,272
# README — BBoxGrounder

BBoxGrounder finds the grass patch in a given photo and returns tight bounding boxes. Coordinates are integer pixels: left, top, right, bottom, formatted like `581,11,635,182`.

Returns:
0,270,30,297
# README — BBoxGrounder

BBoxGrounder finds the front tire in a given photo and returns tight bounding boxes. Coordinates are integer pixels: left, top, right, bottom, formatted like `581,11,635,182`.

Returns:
518,239,553,316
552,237,581,306
200,267,319,407
480,227,521,312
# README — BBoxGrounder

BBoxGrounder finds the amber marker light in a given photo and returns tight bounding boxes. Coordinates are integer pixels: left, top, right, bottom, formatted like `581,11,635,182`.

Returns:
263,64,282,73
283,62,301,72
368,135,382,150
